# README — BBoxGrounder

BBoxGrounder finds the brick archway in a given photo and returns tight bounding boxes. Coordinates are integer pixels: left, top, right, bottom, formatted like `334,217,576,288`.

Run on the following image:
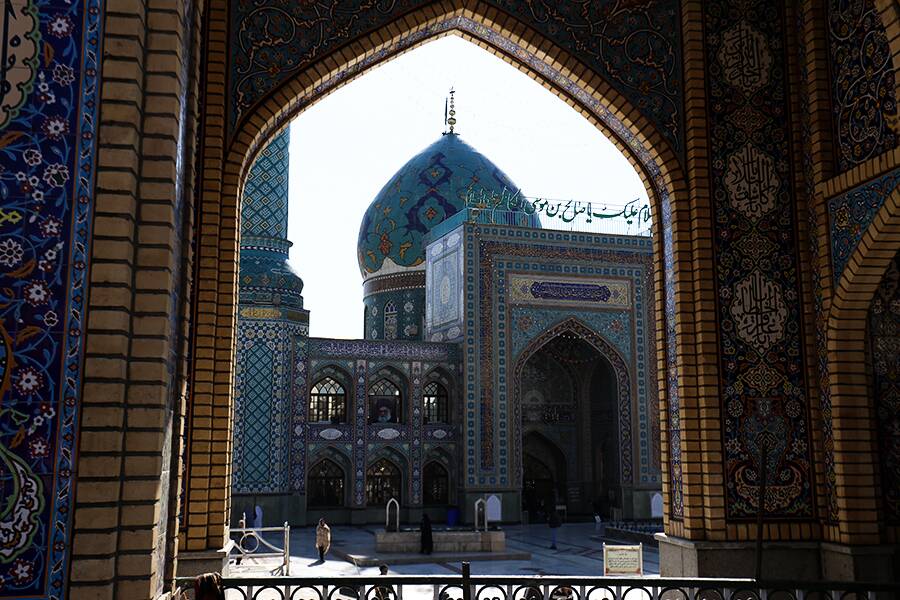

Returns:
183,0,701,556
828,183,900,543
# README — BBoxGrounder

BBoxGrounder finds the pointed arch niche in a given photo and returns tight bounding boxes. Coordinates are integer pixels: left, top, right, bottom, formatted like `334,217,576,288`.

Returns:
513,318,634,519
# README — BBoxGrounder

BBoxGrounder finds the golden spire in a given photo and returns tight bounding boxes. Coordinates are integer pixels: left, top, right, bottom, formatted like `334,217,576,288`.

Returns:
445,88,457,134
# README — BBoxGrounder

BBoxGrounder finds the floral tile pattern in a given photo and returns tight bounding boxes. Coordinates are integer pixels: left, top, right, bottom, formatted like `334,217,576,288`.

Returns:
829,169,900,286
228,0,684,156
704,0,814,519
0,0,102,598
827,0,898,172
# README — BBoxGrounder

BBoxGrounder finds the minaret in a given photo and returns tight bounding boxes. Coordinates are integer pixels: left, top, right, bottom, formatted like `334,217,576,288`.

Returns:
238,128,304,311
231,127,309,518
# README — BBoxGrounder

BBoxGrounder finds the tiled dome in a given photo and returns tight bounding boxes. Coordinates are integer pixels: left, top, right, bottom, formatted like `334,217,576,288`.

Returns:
357,133,525,279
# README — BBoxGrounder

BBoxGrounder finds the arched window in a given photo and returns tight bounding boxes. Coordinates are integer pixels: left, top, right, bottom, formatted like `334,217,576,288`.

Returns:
308,459,345,507
309,377,347,423
366,458,401,506
423,462,449,505
369,378,401,424
383,301,398,340
423,381,448,424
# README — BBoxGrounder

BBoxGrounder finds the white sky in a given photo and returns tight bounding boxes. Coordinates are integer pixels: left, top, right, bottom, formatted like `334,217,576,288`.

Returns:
286,35,647,339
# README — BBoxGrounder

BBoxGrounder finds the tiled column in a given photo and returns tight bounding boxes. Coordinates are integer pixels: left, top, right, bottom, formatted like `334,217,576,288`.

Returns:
659,0,828,578
411,362,424,508
69,0,200,598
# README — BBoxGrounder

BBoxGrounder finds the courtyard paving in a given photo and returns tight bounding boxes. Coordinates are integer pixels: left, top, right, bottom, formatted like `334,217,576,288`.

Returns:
229,523,660,578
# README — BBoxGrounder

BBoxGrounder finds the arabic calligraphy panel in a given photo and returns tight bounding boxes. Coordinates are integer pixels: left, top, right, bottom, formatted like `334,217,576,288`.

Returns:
718,22,773,94
730,270,788,353
724,143,779,221
508,275,631,308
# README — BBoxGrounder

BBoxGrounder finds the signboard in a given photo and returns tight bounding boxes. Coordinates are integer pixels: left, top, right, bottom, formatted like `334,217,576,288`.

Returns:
602,543,643,576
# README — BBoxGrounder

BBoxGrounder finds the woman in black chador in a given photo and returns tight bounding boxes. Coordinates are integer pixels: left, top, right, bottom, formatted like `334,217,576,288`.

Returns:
420,514,434,555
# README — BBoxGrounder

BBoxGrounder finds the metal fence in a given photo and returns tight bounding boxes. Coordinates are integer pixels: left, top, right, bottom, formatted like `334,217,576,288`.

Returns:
175,564,899,600
229,514,291,575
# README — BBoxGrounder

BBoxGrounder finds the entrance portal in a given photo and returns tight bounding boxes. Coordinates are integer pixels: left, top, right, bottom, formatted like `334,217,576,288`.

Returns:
517,328,624,519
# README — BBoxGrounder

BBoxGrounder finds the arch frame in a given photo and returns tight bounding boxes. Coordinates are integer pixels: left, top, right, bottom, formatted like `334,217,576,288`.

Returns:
424,365,458,424
366,448,408,506
511,317,634,493
369,365,409,425
307,449,353,509
827,184,900,544
308,369,352,424
185,0,703,550
422,453,454,506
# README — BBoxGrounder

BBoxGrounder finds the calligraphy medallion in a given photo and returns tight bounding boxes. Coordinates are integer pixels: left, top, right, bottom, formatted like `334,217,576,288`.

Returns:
730,270,787,353
0,0,40,131
718,22,772,93
725,143,779,221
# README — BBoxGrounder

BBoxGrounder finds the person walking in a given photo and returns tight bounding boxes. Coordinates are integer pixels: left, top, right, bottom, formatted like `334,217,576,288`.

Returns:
548,509,561,550
420,513,434,555
315,517,331,562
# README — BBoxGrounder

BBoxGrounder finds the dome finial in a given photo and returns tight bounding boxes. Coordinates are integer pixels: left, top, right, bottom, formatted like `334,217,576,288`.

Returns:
444,87,457,135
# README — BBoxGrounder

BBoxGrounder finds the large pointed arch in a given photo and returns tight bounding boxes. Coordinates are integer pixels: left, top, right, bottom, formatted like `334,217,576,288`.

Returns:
828,184,900,543
185,0,702,550
511,317,633,491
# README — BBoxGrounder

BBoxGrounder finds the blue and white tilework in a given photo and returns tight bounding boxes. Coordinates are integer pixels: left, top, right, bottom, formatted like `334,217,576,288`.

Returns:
0,0,102,597
457,224,657,489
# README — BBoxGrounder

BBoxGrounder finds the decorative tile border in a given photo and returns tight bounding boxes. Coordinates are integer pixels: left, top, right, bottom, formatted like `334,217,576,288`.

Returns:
704,0,815,519
229,5,683,156
829,168,900,285
0,0,103,596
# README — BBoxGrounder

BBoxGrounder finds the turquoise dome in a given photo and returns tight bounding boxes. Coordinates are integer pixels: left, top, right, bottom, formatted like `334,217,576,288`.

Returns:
357,134,525,278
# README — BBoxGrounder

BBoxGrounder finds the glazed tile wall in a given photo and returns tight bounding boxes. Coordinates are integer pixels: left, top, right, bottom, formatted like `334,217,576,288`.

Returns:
827,0,898,173
704,0,815,520
460,224,657,490
228,1,683,156
0,1,101,597
307,341,458,508
232,319,308,493
232,128,309,494
241,129,290,238
363,289,425,341
425,227,465,342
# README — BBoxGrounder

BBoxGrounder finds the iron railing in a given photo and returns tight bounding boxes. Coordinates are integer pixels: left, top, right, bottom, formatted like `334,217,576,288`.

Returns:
229,514,291,575
175,564,900,600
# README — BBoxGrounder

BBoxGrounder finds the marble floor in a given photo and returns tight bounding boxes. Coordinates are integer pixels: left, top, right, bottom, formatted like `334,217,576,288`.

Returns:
229,523,660,578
